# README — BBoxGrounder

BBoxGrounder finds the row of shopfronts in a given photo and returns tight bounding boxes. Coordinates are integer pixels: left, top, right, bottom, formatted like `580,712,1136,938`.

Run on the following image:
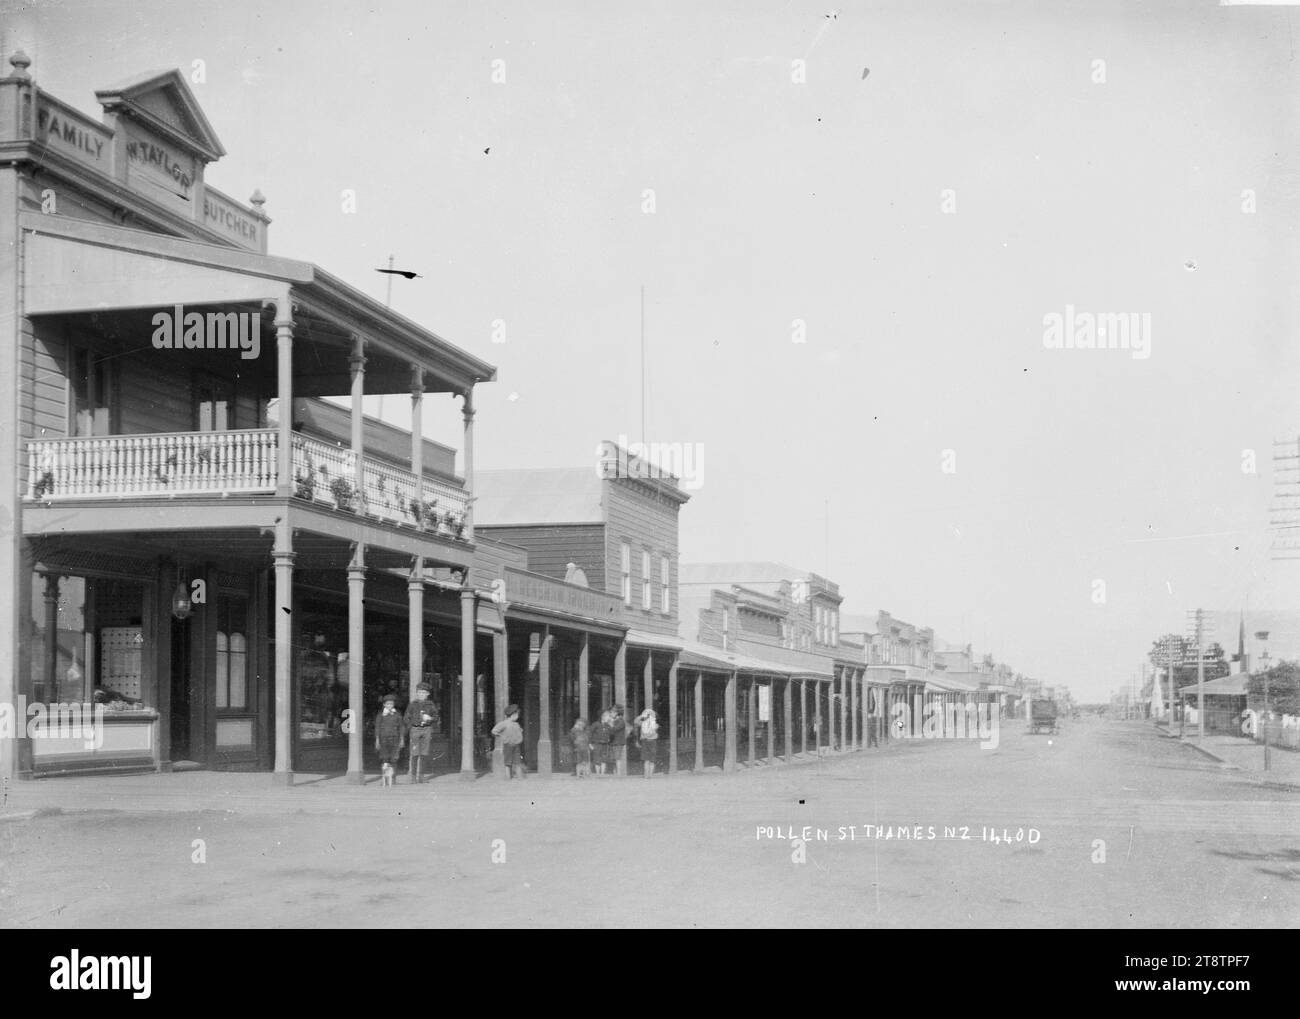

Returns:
0,53,1000,783
20,536,988,780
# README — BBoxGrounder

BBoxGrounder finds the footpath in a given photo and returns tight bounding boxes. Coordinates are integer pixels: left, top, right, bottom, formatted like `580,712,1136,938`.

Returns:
1156,723,1300,789
0,742,900,822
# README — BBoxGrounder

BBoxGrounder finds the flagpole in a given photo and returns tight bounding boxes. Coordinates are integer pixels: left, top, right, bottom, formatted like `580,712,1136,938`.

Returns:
378,255,394,421
640,283,646,445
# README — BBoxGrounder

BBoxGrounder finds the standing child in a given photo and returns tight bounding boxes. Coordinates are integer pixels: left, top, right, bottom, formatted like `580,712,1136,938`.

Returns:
633,708,659,778
491,704,525,780
609,706,628,777
403,683,439,783
589,710,612,776
570,717,590,777
374,693,405,786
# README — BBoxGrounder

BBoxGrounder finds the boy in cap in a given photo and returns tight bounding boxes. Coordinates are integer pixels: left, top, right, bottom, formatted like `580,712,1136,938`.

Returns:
374,693,405,787
491,704,525,780
403,683,439,784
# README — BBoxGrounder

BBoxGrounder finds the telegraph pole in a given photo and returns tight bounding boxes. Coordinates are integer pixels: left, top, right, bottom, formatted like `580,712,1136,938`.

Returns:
1168,637,1176,732
1194,610,1205,739
1257,632,1271,772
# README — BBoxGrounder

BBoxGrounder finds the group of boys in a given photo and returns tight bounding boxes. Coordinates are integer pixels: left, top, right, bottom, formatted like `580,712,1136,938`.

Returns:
374,683,441,786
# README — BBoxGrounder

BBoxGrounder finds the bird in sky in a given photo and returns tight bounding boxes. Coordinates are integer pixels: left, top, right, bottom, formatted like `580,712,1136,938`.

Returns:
376,268,422,279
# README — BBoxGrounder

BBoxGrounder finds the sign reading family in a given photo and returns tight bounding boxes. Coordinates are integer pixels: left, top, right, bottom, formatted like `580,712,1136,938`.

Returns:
151,305,262,360
35,102,108,163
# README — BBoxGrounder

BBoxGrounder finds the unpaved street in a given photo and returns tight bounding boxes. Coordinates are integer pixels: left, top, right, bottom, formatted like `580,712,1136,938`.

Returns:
2,719,1296,928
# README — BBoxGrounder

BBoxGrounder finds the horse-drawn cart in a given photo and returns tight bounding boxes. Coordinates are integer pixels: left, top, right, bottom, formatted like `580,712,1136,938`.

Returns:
1029,698,1058,735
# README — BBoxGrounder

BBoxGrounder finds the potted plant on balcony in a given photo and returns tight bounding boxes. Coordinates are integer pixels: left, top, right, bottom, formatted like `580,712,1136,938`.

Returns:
330,477,357,512
374,474,392,513
155,452,179,486
451,512,466,540
33,470,55,499
294,453,317,500
408,498,436,529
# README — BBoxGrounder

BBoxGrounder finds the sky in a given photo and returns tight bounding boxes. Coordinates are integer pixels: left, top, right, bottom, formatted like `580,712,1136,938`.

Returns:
3,0,1298,702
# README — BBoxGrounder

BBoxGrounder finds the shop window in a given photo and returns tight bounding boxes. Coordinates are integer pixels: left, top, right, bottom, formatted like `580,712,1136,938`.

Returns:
298,629,346,744
92,579,145,707
31,574,149,709
100,626,143,701
30,573,89,704
215,596,249,710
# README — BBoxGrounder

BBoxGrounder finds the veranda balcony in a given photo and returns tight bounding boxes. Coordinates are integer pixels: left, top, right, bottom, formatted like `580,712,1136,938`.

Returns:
24,430,471,538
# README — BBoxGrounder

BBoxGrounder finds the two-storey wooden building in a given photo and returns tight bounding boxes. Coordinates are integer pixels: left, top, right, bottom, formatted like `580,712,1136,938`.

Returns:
679,562,874,764
475,440,704,773
0,54,499,782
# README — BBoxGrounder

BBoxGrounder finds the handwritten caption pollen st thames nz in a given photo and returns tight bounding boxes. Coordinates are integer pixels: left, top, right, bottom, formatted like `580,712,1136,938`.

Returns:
757,825,1042,845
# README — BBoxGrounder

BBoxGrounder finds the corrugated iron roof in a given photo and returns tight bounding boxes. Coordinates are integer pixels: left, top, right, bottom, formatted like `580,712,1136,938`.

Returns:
1177,674,1249,697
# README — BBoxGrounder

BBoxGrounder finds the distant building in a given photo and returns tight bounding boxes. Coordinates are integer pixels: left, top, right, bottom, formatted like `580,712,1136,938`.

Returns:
680,562,872,757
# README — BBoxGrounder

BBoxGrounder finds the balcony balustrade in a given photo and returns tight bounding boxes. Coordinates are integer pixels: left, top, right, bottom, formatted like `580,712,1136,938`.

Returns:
25,430,469,538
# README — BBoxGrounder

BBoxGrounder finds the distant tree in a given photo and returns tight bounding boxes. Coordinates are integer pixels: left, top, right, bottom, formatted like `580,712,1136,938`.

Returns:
1247,660,1300,716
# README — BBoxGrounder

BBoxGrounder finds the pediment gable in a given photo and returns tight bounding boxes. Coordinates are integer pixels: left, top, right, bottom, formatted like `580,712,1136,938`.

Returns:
95,69,225,163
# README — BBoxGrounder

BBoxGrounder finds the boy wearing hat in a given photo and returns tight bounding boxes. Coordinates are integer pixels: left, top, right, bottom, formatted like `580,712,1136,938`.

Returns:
375,693,406,787
403,683,439,783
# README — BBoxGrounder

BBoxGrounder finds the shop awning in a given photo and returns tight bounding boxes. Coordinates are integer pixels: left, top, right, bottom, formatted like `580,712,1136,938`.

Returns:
625,628,684,653
926,674,983,694
621,630,836,681
674,639,834,681
1177,674,1249,697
